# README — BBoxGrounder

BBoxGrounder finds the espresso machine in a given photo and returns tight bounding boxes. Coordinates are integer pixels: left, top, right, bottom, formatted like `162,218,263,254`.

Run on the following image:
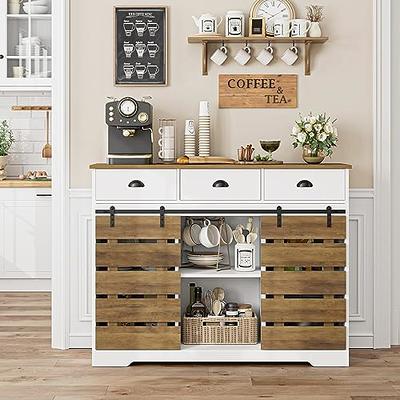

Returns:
105,97,153,165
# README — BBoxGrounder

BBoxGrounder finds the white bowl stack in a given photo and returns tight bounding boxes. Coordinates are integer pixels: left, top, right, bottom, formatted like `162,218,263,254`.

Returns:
198,101,210,157
23,0,50,14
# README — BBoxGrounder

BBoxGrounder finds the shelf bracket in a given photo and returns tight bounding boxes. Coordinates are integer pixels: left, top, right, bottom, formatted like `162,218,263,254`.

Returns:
202,41,208,76
305,41,311,76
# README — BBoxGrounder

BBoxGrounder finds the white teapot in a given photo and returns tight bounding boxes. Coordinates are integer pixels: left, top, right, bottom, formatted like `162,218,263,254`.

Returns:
192,13,222,35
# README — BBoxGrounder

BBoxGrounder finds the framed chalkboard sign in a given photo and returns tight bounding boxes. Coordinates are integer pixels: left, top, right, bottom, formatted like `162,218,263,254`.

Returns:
114,6,167,86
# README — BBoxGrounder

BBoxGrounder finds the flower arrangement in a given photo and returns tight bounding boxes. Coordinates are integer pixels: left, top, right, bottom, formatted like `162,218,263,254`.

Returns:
0,120,15,157
291,113,338,159
306,5,324,22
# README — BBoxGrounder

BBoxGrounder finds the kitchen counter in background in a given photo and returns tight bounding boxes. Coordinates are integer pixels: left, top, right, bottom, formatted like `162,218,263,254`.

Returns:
0,179,52,188
90,163,352,170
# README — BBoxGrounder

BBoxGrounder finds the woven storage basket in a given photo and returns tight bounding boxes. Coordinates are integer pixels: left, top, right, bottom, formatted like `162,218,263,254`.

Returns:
182,316,258,345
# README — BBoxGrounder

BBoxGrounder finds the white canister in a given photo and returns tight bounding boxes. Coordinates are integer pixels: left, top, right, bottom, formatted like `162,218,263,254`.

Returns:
225,10,245,37
235,243,256,272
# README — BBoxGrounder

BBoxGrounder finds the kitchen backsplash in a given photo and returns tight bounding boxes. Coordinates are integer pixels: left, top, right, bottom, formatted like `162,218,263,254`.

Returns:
0,92,51,178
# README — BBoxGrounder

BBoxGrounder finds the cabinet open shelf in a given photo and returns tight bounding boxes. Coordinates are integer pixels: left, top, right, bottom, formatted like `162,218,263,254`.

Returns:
187,35,329,76
181,268,261,279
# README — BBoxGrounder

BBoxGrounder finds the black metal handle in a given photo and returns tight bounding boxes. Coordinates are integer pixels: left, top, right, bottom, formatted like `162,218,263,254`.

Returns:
36,194,52,197
128,180,145,188
212,180,229,188
297,180,313,188
0,55,4,60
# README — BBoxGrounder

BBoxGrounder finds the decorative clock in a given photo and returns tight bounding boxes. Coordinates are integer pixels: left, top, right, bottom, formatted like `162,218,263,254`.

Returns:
250,0,296,37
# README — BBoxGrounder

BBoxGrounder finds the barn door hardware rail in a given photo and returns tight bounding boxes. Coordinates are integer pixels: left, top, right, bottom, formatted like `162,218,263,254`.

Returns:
98,206,344,228
187,36,329,76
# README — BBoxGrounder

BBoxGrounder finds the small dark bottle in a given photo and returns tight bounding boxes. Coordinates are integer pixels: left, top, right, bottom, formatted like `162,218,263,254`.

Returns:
189,287,207,318
185,283,196,317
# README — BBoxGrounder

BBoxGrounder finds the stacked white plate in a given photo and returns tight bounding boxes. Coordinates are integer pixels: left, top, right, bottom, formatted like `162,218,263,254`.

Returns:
187,252,224,267
198,101,210,157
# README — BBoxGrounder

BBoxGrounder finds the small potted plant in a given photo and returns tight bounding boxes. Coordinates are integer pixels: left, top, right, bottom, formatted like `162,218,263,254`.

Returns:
0,120,15,180
306,5,324,38
291,113,338,164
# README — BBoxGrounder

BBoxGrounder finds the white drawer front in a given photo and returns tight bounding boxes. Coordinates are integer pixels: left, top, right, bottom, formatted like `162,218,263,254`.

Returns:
95,170,177,201
264,170,346,202
180,170,261,202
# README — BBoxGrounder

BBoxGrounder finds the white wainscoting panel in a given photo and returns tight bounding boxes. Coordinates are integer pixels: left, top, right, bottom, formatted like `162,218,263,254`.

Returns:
68,188,375,349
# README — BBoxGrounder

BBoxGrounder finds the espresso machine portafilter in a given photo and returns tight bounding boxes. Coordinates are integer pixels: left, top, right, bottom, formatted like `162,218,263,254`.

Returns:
105,97,153,165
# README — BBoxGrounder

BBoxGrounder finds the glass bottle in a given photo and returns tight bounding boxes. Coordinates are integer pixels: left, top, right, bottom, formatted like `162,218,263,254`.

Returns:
185,282,196,316
190,287,207,318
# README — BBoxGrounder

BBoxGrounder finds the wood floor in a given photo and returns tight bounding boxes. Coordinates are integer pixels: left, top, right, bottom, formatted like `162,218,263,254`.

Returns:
1,293,400,400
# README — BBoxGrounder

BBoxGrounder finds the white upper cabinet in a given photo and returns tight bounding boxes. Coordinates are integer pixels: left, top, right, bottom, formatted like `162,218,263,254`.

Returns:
0,0,52,89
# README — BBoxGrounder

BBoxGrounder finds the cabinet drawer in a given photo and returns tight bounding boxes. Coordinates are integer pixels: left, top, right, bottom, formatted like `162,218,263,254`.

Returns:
180,170,261,202
264,170,346,201
95,169,177,201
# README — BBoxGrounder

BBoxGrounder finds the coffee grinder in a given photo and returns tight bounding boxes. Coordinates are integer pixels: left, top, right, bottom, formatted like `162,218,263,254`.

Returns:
105,97,153,165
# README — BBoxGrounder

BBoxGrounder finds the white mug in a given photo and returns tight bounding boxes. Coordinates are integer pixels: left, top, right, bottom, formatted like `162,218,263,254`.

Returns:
256,46,274,66
210,45,228,66
159,126,175,137
274,18,292,37
199,219,220,248
13,66,25,78
158,149,175,161
234,46,251,66
291,19,312,37
281,46,299,65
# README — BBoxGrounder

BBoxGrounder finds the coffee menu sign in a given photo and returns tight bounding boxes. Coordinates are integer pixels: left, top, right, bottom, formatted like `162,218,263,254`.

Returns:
219,74,297,108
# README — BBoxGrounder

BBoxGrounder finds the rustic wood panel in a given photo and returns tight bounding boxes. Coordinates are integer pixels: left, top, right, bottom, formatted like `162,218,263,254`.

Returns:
261,244,346,266
96,298,180,322
261,271,346,295
261,298,346,322
96,216,181,240
96,271,180,294
219,74,297,109
96,243,180,267
261,216,346,240
261,326,346,350
96,326,181,350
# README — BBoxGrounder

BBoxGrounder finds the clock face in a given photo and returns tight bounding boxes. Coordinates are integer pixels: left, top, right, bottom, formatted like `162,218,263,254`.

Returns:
251,0,295,36
119,98,137,117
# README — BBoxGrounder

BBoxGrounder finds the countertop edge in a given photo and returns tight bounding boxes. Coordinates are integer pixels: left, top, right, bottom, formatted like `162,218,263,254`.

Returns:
89,163,353,170
0,180,52,188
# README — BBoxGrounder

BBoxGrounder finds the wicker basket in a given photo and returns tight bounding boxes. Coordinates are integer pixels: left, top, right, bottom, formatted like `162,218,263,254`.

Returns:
182,316,258,345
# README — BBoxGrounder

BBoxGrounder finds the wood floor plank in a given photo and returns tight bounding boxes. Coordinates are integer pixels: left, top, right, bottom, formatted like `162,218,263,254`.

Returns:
0,293,399,400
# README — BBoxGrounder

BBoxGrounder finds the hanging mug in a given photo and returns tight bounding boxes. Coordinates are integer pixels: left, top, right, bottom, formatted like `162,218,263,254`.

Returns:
256,45,274,66
210,45,228,66
234,45,252,66
281,46,299,65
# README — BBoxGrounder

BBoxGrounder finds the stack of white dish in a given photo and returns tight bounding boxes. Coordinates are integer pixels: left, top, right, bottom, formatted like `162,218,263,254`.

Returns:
198,101,210,157
184,120,196,157
187,252,224,267
23,0,50,14
16,37,42,56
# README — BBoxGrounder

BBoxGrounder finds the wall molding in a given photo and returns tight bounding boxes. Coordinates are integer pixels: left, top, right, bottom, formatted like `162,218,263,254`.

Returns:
0,279,51,292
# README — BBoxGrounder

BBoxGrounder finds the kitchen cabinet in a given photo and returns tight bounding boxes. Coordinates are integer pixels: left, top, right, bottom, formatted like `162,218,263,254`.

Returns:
90,163,351,367
0,188,51,279
0,0,52,89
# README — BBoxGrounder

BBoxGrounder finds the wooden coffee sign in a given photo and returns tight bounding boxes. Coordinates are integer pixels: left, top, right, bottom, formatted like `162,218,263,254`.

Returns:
219,74,297,109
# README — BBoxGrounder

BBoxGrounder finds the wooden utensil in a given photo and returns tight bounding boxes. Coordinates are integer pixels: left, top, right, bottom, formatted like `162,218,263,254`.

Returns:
177,156,235,164
212,299,222,316
212,287,225,302
41,111,52,159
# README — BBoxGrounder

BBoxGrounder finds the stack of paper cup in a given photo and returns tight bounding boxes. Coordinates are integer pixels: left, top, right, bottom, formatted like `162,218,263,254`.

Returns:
198,101,210,157
184,120,196,157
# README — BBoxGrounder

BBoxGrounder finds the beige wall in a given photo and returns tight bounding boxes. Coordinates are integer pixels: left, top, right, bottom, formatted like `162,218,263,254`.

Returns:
70,0,373,188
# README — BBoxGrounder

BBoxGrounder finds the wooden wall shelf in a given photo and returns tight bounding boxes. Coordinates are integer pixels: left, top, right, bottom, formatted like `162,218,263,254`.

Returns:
187,36,329,76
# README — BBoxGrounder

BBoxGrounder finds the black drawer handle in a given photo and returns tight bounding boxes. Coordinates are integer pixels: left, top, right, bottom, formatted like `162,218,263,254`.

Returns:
0,55,4,60
297,180,313,188
212,180,229,188
36,193,52,197
128,180,145,188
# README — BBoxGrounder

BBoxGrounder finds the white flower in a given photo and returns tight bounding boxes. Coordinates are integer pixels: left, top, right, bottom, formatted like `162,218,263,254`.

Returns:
324,123,333,134
304,116,310,123
309,132,315,138
333,127,338,138
310,116,317,124
297,132,307,143
305,123,313,133
314,124,323,133
292,126,300,135
317,132,327,142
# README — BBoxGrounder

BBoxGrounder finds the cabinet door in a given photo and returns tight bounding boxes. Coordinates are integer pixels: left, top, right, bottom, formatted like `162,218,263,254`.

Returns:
95,215,181,350
1,199,51,278
260,216,347,350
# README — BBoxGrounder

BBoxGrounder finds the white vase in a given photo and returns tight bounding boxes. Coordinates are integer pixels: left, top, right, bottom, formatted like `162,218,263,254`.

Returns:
309,22,322,38
0,156,8,181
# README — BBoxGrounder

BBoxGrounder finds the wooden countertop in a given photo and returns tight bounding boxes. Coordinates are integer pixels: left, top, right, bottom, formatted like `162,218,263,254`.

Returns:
90,163,352,170
0,179,52,188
